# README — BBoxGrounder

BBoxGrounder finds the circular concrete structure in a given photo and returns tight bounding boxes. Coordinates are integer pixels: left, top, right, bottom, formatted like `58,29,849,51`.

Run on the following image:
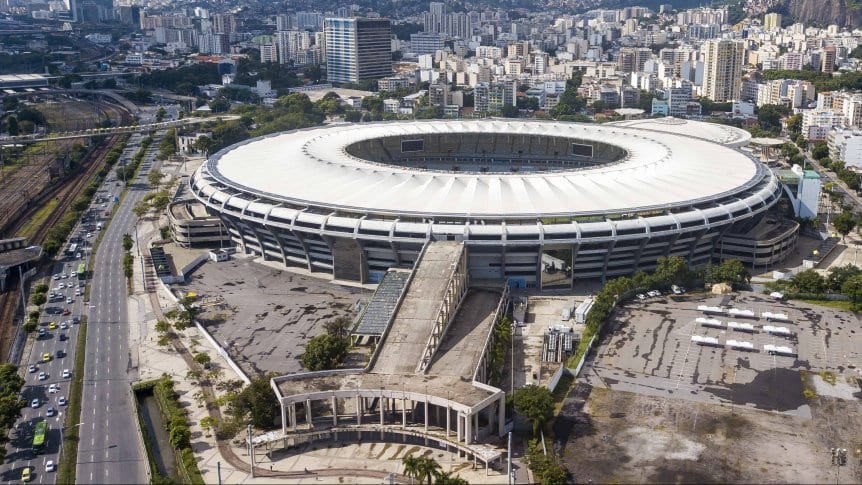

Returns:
190,120,782,287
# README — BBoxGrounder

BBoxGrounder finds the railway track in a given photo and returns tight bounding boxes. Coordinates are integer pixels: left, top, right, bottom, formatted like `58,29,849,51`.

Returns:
0,133,126,361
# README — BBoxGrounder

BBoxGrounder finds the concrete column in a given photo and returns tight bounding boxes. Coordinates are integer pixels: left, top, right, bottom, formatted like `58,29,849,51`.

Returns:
473,413,478,442
465,413,472,445
497,395,505,437
446,405,451,438
332,396,338,426
456,413,462,444
380,394,385,426
280,401,287,436
424,400,429,432
305,399,312,428
402,398,407,428
435,404,440,429
356,395,362,425
289,403,297,430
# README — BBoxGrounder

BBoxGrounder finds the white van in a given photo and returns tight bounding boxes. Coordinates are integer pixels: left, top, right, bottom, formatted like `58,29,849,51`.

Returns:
96,223,102,231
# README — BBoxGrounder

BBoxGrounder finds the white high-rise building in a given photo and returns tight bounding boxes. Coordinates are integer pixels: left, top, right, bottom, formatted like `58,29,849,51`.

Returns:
276,30,311,65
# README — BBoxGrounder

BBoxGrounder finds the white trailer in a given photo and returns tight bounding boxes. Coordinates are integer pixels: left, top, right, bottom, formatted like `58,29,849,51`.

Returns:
691,335,721,347
727,321,756,333
726,339,755,351
762,325,793,337
764,344,796,356
574,297,594,324
761,311,791,323
728,308,756,319
696,317,723,328
697,305,725,315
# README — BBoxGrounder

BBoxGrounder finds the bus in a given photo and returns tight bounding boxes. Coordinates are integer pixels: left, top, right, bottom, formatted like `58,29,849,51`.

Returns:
76,263,86,280
32,420,47,455
66,243,78,256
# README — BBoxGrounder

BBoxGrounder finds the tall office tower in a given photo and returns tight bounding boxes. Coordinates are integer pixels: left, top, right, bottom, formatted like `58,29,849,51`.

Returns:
763,12,782,31
212,13,236,35
821,45,837,73
324,18,392,83
703,39,744,102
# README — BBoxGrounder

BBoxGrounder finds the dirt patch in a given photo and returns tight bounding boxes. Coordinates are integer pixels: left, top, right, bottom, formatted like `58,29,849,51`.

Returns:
560,385,862,484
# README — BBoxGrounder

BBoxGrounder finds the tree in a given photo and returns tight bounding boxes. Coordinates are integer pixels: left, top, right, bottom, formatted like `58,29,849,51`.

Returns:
228,374,279,429
30,293,46,306
811,141,829,160
148,169,166,187
193,352,211,367
833,210,856,241
434,472,469,485
155,107,167,122
828,264,862,291
323,316,352,338
652,256,693,287
6,116,19,136
123,233,134,251
704,260,750,289
841,275,862,310
792,269,826,294
169,424,191,449
513,385,554,436
417,457,442,485
402,454,421,485
199,416,218,434
301,333,350,371
525,439,567,485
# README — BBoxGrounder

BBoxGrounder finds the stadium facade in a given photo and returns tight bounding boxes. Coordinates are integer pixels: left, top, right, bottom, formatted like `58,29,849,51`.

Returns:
189,119,788,289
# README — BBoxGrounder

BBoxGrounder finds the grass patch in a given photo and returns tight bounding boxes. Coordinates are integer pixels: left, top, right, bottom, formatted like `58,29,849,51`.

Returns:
800,370,818,399
16,198,58,239
552,371,575,416
57,319,87,484
819,371,837,386
797,299,857,312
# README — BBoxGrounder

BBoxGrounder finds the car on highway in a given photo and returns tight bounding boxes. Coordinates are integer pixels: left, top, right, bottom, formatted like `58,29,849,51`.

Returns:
21,467,31,482
58,283,65,289
41,353,51,362
86,232,92,238
45,460,55,472
46,407,55,417
55,350,64,359
60,274,66,279
48,384,59,393
37,328,46,338
75,289,82,296
62,369,71,379
58,396,67,406
28,365,37,373
49,322,57,330
62,308,70,316
66,297,73,304
52,274,60,280
30,398,39,408
59,333,66,342
38,372,47,381
60,321,67,330
72,316,80,324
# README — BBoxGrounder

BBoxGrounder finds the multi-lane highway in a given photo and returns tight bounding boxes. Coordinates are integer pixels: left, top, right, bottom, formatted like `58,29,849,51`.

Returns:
75,130,162,484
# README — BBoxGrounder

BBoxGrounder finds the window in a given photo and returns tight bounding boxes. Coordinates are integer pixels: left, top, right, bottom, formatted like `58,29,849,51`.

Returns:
572,143,593,157
401,139,424,152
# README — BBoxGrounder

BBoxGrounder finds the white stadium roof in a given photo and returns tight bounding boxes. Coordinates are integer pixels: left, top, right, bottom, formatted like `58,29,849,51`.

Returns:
607,117,752,147
207,120,760,218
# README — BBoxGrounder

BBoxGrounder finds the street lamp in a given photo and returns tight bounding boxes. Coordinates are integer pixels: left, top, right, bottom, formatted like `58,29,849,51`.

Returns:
831,447,848,485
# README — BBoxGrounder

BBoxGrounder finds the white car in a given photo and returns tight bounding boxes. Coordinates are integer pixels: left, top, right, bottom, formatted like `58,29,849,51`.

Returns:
28,365,37,373
53,274,60,280
60,321,68,330
45,460,55,472
62,369,71,379
58,396,67,406
75,289,81,296
66,297,73,304
60,274,66,279
46,407,55,417
48,384,59,394
37,372,47,381
637,293,646,300
58,283,65,289
30,398,40,408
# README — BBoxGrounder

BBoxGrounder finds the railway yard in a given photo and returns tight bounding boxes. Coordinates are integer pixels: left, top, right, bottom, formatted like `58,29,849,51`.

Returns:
0,95,132,361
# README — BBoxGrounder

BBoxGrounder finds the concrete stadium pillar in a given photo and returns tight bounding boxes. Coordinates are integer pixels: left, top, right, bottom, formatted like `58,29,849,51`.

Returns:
356,395,362,425
446,405,451,438
380,395,385,426
281,401,287,437
305,399,312,428
424,400,429,433
464,413,472,445
289,403,297,430
497,395,506,437
402,398,407,428
332,396,338,426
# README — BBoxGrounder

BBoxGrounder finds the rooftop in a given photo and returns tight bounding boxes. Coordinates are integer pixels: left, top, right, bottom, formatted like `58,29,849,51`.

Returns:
608,117,752,147
206,119,761,218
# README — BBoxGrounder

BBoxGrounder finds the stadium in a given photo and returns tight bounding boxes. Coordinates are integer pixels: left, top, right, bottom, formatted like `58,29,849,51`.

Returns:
189,119,791,289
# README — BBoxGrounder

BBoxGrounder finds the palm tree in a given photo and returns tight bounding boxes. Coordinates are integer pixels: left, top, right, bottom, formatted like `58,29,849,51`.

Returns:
402,454,421,485
417,457,442,485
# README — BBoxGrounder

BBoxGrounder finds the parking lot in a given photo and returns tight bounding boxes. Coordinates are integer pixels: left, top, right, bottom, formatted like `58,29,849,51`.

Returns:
582,292,862,415
174,257,370,377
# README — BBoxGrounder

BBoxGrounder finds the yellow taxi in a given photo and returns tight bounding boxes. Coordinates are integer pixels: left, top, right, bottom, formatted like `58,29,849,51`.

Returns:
41,353,51,363
22,466,31,482
48,322,57,330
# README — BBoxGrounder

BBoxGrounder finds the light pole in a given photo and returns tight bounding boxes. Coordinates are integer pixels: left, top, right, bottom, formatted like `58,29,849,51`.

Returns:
831,447,847,485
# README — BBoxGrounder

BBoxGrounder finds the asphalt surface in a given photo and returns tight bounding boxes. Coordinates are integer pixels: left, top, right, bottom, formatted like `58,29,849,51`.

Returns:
75,130,161,484
0,260,84,484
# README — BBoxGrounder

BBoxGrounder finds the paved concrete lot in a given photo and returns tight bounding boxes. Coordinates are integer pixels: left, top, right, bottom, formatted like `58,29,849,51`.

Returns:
582,292,862,415
174,256,370,376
